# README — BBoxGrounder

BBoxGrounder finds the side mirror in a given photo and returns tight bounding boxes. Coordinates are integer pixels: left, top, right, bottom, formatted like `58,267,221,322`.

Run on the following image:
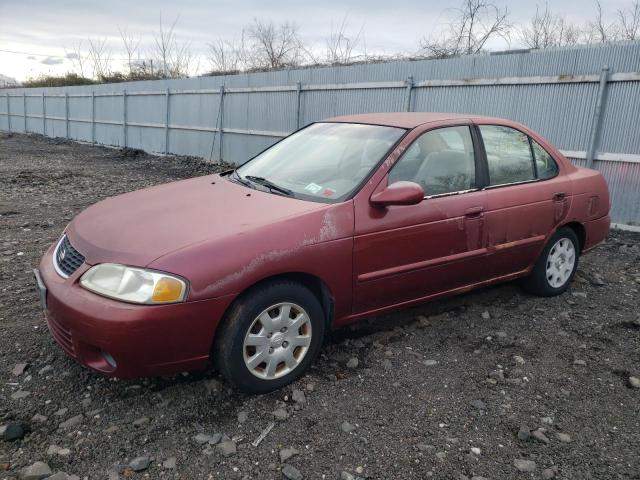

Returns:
370,181,425,207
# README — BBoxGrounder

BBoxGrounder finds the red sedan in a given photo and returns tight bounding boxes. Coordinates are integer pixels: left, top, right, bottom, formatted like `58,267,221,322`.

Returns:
35,112,610,393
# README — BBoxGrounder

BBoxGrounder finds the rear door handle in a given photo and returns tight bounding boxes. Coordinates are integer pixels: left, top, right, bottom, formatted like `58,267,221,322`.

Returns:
553,192,566,201
465,206,484,218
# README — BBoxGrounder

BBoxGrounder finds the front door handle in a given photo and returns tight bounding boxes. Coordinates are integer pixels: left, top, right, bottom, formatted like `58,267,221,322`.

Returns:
465,206,484,218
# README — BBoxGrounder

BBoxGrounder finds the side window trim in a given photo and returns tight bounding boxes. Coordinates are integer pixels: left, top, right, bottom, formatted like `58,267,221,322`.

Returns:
388,123,483,199
528,137,539,179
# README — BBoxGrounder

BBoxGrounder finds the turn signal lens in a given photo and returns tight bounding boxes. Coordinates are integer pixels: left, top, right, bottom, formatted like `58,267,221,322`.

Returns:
152,277,185,303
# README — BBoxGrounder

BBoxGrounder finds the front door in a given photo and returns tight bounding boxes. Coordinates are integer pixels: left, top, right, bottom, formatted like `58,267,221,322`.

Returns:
352,124,488,314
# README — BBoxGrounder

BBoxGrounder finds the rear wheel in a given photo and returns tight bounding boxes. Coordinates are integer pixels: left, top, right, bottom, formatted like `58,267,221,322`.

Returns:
522,227,580,296
213,281,325,394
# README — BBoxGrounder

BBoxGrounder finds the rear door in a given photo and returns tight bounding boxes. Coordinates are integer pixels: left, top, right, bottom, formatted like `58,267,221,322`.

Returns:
352,123,488,314
475,122,571,278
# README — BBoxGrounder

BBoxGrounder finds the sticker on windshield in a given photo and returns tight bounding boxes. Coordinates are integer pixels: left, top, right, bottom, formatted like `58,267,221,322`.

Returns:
304,183,323,194
322,188,336,198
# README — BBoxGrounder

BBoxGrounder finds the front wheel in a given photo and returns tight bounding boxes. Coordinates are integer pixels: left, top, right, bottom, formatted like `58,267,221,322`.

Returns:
522,227,580,296
213,281,325,394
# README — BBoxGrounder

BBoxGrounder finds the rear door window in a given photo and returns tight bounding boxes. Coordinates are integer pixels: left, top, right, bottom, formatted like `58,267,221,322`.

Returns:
480,125,535,186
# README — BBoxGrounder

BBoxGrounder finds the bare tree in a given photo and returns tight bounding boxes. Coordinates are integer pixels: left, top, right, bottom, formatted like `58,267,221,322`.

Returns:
247,19,304,69
150,14,195,78
420,0,511,58
325,15,364,64
119,27,141,74
87,37,112,79
520,4,585,48
520,4,559,48
557,18,583,46
207,32,248,73
585,1,618,43
617,0,640,40
65,41,89,77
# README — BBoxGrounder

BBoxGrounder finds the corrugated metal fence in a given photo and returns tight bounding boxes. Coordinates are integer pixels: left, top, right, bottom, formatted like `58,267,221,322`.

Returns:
1,41,640,226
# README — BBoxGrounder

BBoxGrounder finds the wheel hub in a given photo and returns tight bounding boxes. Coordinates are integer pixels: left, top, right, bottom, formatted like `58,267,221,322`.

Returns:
270,332,285,348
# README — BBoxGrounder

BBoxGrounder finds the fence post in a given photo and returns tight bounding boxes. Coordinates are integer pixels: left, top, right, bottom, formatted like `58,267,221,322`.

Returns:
23,92,27,133
91,91,95,144
585,65,609,168
165,88,170,154
6,93,11,132
404,76,414,112
42,92,46,135
122,89,127,148
64,91,69,138
295,81,302,129
218,85,225,162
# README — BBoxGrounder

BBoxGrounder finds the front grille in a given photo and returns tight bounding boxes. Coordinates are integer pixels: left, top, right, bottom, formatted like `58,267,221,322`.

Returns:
54,235,85,277
47,315,75,357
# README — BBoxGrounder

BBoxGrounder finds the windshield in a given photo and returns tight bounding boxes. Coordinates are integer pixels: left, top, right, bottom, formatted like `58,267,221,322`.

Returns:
235,122,406,202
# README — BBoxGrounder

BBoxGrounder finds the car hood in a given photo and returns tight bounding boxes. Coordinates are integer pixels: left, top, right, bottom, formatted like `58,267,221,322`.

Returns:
66,174,328,266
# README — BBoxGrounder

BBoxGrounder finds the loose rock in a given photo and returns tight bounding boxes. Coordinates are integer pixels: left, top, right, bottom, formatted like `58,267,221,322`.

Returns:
273,408,289,421
12,363,28,376
628,376,640,389
282,464,303,480
341,421,356,433
129,456,150,472
217,440,237,457
11,390,30,400
346,357,359,369
517,425,530,441
513,459,537,472
292,389,306,404
556,432,572,443
58,414,83,430
162,457,177,469
531,429,550,444
279,447,299,462
132,416,149,427
19,461,52,480
3,421,28,441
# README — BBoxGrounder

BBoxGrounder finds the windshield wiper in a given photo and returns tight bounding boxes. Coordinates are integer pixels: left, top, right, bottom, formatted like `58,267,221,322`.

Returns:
244,176,294,196
231,169,254,189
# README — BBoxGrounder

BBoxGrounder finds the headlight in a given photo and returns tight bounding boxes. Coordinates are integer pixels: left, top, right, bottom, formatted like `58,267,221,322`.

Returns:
80,263,187,304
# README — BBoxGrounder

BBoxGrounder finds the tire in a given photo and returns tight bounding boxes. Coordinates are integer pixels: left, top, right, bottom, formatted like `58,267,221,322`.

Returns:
213,281,325,394
522,226,580,297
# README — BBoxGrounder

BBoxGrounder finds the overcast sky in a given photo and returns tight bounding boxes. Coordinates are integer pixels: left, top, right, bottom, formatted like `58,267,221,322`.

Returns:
0,0,632,82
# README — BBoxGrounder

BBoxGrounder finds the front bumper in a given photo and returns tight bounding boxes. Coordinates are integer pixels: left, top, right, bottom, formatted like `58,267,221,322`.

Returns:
37,243,235,378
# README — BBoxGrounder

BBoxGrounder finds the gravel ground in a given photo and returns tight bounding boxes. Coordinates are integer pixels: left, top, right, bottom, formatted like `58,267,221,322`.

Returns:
1,132,639,480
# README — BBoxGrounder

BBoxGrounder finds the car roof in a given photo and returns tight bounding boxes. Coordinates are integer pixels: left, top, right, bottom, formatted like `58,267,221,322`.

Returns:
326,112,508,129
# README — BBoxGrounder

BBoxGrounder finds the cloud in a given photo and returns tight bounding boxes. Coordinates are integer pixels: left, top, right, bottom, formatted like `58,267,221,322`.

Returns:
27,56,36,60
40,56,64,65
